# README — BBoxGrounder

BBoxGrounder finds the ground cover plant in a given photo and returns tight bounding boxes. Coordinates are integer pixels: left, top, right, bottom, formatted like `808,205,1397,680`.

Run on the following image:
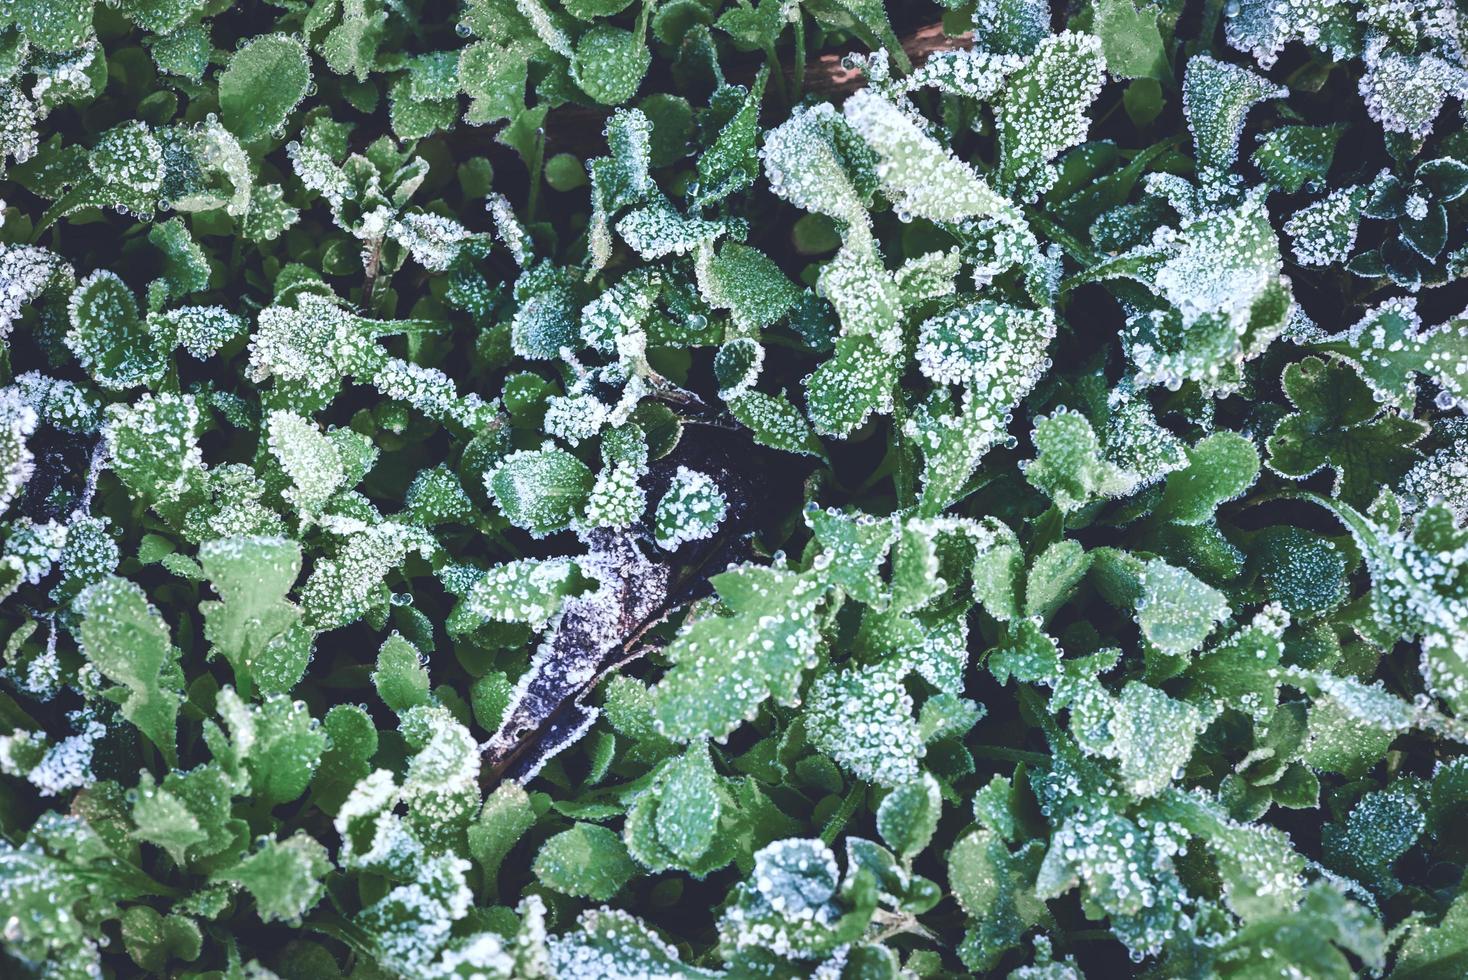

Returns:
3,0,1468,976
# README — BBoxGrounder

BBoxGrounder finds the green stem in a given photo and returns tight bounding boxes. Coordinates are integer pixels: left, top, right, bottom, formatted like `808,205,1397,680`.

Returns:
820,782,865,844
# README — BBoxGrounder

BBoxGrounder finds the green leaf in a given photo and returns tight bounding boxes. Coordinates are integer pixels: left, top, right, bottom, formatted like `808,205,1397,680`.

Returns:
1094,0,1169,80
1266,356,1427,508
1022,409,1132,512
120,906,202,972
215,832,332,923
572,21,651,105
1253,125,1343,194
217,34,312,144
1153,432,1260,525
464,558,589,629
845,89,1015,221
996,31,1107,201
374,632,431,713
1313,300,1468,413
468,782,537,881
877,773,941,861
653,565,827,742
695,71,767,206
1137,558,1230,654
534,822,637,900
104,392,203,505
1182,54,1285,180
66,271,168,390
76,577,182,767
699,241,800,333
487,447,595,536
199,536,308,698
652,742,720,864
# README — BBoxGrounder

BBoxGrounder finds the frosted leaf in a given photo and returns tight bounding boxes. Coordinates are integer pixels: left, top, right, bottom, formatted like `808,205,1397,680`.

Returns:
1284,185,1367,267
806,660,924,787
8,371,97,431
484,533,669,782
1359,42,1468,138
1182,55,1286,181
1313,297,1468,412
807,506,899,608
616,194,726,259
464,559,587,629
0,718,104,797
1035,807,1189,959
1225,0,1349,69
65,270,168,390
82,120,166,217
267,410,346,520
1147,788,1306,919
901,47,1024,102
0,243,71,342
1021,408,1132,513
300,522,436,630
1137,558,1230,654
242,183,300,242
994,31,1106,203
400,704,482,838
214,833,331,924
1103,682,1204,797
1108,196,1291,391
358,853,475,976
697,241,801,334
198,536,308,698
895,247,962,308
694,71,767,207
844,88,1015,221
1154,196,1281,329
0,83,40,175
391,211,478,271
247,294,379,385
549,908,722,979
973,0,1050,56
104,392,204,505
760,102,870,225
1306,498,1468,713
372,357,493,429
217,34,312,145
814,235,902,342
0,389,37,515
717,837,845,959
584,108,654,269
1322,787,1425,895
533,822,636,900
653,467,727,551
1101,384,1187,493
727,390,825,458
168,117,254,218
580,268,658,364
583,461,646,529
3,518,68,586
486,447,594,537
624,740,728,874
916,300,1055,391
653,564,827,742
487,193,534,268
286,138,353,212
1399,438,1468,525
74,576,182,768
1294,668,1419,776
150,306,246,360
805,334,899,437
